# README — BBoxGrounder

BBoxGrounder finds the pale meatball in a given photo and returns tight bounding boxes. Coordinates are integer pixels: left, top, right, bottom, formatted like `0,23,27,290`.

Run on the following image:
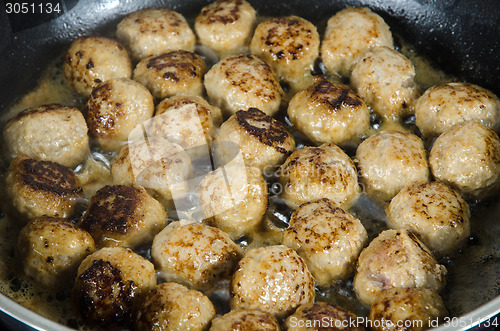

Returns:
111,136,191,207
133,50,205,100
285,302,366,331
429,121,500,199
280,143,359,209
148,95,222,151
195,0,257,58
283,198,368,286
117,8,195,60
320,7,394,77
85,78,154,152
151,221,242,289
355,131,429,202
204,54,283,116
215,108,295,172
135,282,215,331
64,36,131,96
73,246,156,327
17,217,95,289
6,156,83,220
287,79,370,146
210,309,280,331
250,16,320,91
369,288,447,331
353,229,447,307
3,104,89,168
78,184,166,249
415,82,500,137
351,46,419,119
230,245,315,318
386,182,470,257
198,165,268,240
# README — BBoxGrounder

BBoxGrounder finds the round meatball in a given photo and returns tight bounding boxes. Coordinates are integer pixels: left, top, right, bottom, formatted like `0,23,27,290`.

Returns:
151,221,242,289
85,78,154,152
73,246,156,327
353,229,447,306
285,302,366,331
287,79,370,146
386,182,470,257
320,6,394,77
283,198,368,286
198,165,268,240
204,54,283,116
215,108,295,172
3,104,89,168
78,184,166,249
133,50,205,100
6,156,83,220
117,8,195,60
17,217,95,289
148,95,222,151
210,309,280,331
135,282,215,331
369,288,447,331
355,130,429,202
280,143,359,209
111,136,191,207
415,82,500,137
351,46,419,119
250,16,320,91
195,0,257,58
429,121,500,199
230,245,315,318
64,36,131,96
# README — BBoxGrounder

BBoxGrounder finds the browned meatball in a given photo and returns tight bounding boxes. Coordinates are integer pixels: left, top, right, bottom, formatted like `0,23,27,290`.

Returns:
6,156,83,220
210,309,280,331
78,184,166,249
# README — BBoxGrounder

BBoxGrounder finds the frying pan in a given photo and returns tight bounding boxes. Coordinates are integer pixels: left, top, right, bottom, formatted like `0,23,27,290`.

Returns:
0,0,499,330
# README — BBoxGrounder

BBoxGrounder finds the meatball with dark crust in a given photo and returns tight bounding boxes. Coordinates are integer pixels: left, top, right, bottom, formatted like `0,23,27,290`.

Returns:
78,184,166,249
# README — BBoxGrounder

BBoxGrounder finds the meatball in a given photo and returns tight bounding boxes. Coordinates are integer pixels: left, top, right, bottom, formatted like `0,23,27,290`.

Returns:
64,36,131,96
283,198,368,286
429,121,500,199
355,130,429,202
250,16,320,91
73,246,156,327
6,156,83,220
198,165,268,240
135,282,215,331
287,79,370,146
320,7,393,77
84,78,154,152
215,108,295,172
3,104,89,168
415,82,500,137
210,309,280,331
204,54,283,116
133,50,206,100
78,184,166,249
280,143,359,209
386,182,470,257
116,8,195,60
147,95,222,151
369,288,447,331
151,221,242,289
353,229,447,306
285,302,366,331
195,0,257,58
111,136,191,207
351,46,419,119
17,217,95,289
230,245,315,318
